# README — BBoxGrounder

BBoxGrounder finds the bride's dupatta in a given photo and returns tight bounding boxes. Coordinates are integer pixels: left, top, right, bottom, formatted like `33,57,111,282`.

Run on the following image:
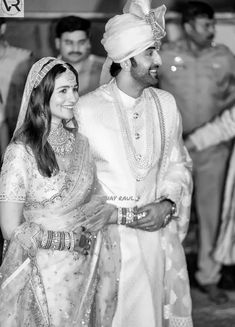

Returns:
0,57,121,326
0,133,120,326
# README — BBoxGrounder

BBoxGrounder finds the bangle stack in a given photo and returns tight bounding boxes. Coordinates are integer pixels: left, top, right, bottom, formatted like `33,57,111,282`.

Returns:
117,206,138,225
40,230,74,251
39,228,94,256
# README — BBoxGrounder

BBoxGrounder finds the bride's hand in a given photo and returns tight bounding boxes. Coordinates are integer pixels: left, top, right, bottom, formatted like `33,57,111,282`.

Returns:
73,227,93,255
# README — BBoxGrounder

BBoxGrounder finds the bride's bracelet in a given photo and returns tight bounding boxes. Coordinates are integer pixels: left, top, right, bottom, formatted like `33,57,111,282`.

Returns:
39,228,94,255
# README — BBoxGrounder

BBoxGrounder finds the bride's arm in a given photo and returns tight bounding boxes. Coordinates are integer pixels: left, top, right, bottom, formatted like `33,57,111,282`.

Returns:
0,202,24,240
0,199,96,256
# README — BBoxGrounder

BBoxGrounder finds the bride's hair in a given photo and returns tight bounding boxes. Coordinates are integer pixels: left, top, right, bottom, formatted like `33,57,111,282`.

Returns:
13,63,78,177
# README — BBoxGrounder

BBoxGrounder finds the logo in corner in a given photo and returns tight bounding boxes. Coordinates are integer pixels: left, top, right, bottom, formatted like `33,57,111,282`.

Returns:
0,0,24,18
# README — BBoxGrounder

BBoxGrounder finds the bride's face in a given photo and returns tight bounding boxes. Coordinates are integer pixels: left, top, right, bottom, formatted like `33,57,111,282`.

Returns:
50,69,79,125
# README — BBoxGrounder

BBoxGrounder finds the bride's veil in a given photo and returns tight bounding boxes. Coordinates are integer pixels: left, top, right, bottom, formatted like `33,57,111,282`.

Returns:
13,56,65,136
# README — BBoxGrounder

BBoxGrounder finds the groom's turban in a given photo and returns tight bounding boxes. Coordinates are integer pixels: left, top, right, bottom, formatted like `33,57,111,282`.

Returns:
101,0,167,63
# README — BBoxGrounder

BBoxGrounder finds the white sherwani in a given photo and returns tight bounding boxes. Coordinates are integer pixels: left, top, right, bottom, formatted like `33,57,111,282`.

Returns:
77,79,193,327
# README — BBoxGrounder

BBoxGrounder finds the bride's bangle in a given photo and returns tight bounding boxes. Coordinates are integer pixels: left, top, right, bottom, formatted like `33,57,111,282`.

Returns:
69,231,75,252
40,230,71,251
39,228,94,255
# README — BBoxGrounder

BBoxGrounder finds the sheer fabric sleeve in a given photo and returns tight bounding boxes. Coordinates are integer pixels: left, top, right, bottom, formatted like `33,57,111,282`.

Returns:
0,143,30,203
188,106,235,151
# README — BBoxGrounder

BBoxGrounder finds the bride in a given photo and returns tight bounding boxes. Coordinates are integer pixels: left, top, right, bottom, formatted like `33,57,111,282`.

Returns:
0,57,118,326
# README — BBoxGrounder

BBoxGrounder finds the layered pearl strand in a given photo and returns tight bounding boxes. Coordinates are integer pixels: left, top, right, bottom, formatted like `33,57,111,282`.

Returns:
112,83,157,181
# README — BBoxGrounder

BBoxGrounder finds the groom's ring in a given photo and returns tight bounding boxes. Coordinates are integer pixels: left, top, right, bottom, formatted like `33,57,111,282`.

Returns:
137,211,147,220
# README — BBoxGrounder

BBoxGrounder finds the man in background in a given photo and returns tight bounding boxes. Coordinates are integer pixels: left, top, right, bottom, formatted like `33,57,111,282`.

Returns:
159,1,235,304
0,17,33,153
0,90,8,163
55,15,105,95
0,18,33,263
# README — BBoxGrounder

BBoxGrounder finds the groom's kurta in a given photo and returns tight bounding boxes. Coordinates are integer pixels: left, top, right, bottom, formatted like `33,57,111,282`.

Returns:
77,79,193,327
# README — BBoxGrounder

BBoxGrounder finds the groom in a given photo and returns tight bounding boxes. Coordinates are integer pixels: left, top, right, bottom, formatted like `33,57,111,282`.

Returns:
78,1,193,326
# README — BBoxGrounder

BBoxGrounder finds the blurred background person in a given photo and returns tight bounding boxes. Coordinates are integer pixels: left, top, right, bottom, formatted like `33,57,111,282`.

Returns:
159,0,235,304
0,18,33,141
185,106,235,281
55,15,105,95
0,17,33,261
0,90,8,165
